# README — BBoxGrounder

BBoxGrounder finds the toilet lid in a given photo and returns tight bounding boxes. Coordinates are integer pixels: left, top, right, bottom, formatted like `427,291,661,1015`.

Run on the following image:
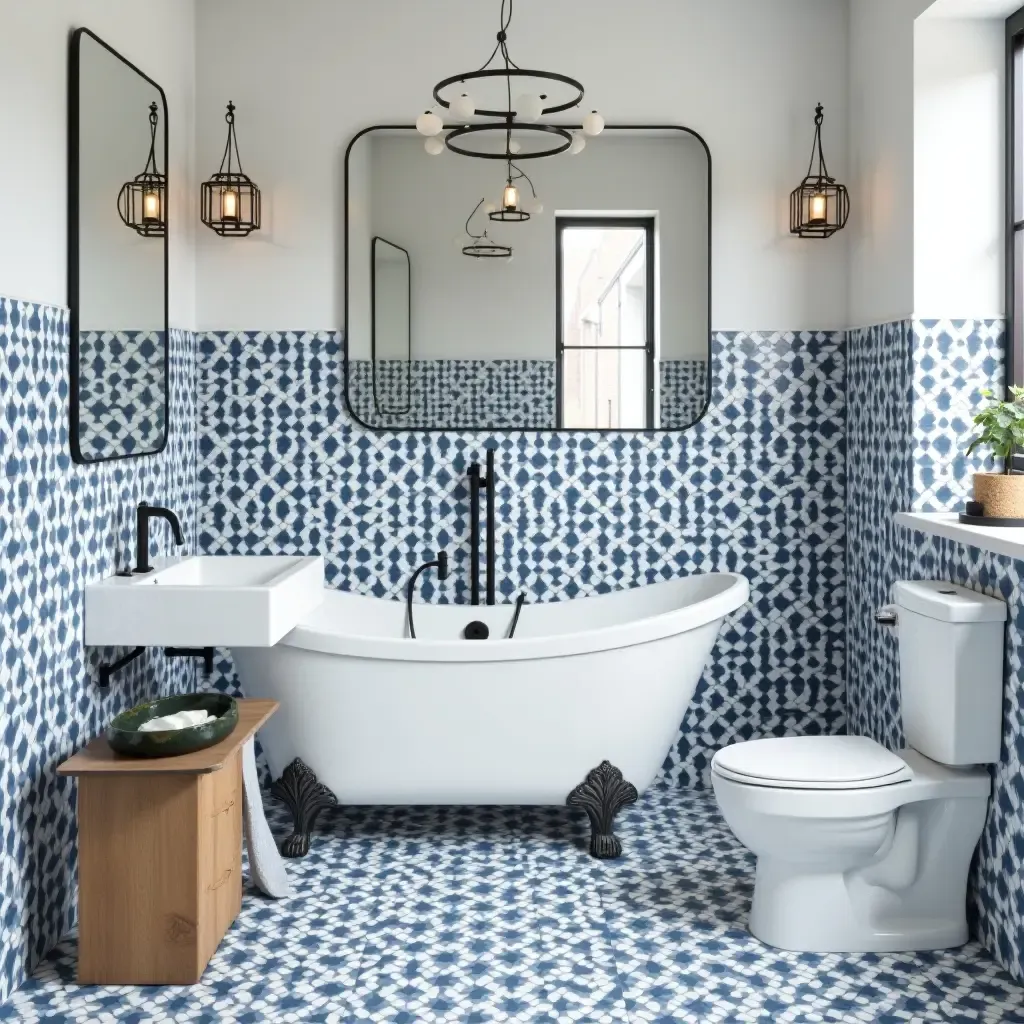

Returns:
711,735,913,790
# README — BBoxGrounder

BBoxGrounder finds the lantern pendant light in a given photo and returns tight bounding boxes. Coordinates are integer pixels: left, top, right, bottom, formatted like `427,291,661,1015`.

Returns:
117,102,166,238
489,161,537,223
790,103,849,239
201,101,262,237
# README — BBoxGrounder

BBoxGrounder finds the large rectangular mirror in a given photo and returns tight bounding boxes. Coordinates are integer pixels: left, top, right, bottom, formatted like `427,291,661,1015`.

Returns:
69,28,168,463
345,126,710,432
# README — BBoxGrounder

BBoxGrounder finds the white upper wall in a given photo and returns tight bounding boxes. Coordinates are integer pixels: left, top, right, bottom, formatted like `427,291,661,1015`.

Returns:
0,0,197,327
914,16,1004,318
196,0,850,333
849,0,1013,325
848,0,933,326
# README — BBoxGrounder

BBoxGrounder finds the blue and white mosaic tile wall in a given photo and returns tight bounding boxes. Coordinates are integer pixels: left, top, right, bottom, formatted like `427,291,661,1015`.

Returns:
347,357,709,430
846,318,1024,981
198,328,847,790
76,330,166,461
0,297,198,1002
349,358,556,429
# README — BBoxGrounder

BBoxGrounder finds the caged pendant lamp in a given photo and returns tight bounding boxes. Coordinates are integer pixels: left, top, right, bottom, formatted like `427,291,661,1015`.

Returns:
790,103,849,239
201,101,261,237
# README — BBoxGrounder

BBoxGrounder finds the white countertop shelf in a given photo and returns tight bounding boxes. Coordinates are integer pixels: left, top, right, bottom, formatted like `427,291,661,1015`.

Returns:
895,512,1024,561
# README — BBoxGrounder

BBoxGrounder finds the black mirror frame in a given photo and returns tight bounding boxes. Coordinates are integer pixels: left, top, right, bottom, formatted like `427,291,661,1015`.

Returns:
68,27,170,465
371,236,412,417
343,124,712,434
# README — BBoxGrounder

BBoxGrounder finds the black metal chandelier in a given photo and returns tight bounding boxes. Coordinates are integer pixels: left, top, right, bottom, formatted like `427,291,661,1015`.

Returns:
488,161,542,223
415,0,603,162
201,102,261,237
117,102,165,238
790,103,849,239
462,199,513,259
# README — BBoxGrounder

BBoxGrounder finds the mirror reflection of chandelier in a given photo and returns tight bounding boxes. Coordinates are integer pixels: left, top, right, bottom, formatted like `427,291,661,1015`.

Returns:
462,199,513,259
415,0,604,161
488,161,542,222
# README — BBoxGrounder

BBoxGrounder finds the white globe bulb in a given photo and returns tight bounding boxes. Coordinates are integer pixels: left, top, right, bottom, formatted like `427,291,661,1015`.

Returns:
582,110,605,136
515,93,543,123
508,139,522,154
451,93,475,119
424,136,444,155
569,132,586,155
416,110,442,136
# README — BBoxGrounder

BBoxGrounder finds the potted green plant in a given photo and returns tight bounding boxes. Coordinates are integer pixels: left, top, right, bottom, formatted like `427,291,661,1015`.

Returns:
966,386,1024,518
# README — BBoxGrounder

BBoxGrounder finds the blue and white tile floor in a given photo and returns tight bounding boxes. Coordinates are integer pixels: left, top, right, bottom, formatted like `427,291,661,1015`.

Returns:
3,787,1023,1023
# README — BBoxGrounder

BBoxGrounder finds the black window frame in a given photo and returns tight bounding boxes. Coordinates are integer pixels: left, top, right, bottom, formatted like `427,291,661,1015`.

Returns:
1007,7,1024,392
555,215,656,430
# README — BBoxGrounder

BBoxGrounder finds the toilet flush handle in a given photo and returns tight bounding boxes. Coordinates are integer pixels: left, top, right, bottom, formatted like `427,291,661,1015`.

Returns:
875,604,898,628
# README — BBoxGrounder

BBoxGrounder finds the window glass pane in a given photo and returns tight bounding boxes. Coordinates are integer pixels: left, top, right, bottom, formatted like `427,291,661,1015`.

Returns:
561,347,648,429
561,226,646,350
1017,43,1024,223
559,223,649,427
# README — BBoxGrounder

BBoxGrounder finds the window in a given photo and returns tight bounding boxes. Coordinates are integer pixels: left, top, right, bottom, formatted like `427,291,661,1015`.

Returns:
1007,7,1024,388
556,217,655,429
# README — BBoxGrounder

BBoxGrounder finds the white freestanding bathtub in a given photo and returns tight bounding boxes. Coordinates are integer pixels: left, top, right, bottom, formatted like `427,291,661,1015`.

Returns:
234,572,748,805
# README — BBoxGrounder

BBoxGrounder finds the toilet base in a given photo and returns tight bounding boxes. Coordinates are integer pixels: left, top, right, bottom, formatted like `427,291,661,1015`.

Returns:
748,856,969,953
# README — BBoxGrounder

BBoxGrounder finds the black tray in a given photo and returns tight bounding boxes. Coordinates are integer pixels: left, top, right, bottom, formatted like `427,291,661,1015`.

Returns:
959,513,1024,528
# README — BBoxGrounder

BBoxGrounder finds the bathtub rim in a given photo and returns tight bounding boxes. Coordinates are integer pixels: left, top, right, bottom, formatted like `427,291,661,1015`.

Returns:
273,571,749,664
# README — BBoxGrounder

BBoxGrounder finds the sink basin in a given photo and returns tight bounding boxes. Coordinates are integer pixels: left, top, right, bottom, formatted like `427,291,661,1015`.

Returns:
85,555,325,648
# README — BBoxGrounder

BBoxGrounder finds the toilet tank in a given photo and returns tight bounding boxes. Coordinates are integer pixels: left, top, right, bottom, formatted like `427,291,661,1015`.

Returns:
893,580,1006,765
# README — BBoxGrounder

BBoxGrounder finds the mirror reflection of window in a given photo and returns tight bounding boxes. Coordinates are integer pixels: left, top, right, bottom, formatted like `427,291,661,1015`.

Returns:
558,219,654,430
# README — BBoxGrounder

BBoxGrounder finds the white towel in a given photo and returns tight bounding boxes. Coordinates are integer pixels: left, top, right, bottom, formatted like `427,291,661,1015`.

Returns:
138,709,216,732
241,738,293,899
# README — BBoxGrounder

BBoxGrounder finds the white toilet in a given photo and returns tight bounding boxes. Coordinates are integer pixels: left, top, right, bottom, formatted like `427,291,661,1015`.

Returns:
712,580,1006,953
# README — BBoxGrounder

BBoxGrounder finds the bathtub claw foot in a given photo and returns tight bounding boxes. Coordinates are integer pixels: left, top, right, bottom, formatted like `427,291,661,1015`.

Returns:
567,761,638,860
270,758,338,858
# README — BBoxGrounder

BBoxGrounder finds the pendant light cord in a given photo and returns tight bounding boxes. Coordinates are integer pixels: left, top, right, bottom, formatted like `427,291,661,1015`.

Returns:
217,102,247,177
142,102,160,176
805,103,832,183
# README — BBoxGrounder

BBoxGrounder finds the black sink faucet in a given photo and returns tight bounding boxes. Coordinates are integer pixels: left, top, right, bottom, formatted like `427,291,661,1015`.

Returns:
133,501,185,574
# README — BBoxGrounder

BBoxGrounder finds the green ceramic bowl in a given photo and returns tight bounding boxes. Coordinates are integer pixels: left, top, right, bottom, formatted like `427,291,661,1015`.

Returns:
106,693,239,758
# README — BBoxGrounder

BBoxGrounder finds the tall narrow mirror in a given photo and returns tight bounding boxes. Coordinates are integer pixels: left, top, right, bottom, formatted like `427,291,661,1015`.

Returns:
372,237,411,416
69,28,169,463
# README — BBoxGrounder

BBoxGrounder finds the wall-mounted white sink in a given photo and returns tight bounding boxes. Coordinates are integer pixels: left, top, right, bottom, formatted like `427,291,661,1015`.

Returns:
85,555,325,648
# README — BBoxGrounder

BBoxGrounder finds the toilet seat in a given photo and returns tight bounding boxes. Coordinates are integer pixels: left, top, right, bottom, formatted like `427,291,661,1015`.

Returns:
711,735,913,790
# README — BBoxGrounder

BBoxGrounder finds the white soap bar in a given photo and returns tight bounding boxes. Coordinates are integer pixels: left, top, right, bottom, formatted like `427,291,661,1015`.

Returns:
138,709,217,733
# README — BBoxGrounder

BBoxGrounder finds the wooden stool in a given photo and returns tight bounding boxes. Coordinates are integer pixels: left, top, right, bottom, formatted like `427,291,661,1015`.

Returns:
59,698,278,984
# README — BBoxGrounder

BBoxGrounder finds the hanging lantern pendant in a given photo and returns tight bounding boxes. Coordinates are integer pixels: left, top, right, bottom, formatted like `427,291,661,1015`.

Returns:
201,101,262,237
117,101,166,238
790,103,849,239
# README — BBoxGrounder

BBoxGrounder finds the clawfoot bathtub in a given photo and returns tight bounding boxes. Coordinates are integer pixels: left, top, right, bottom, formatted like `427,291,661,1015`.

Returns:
235,573,748,827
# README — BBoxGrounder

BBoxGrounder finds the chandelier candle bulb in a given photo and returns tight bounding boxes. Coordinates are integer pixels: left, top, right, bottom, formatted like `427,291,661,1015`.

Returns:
416,110,443,136
503,184,519,210
451,93,476,119
809,193,827,223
